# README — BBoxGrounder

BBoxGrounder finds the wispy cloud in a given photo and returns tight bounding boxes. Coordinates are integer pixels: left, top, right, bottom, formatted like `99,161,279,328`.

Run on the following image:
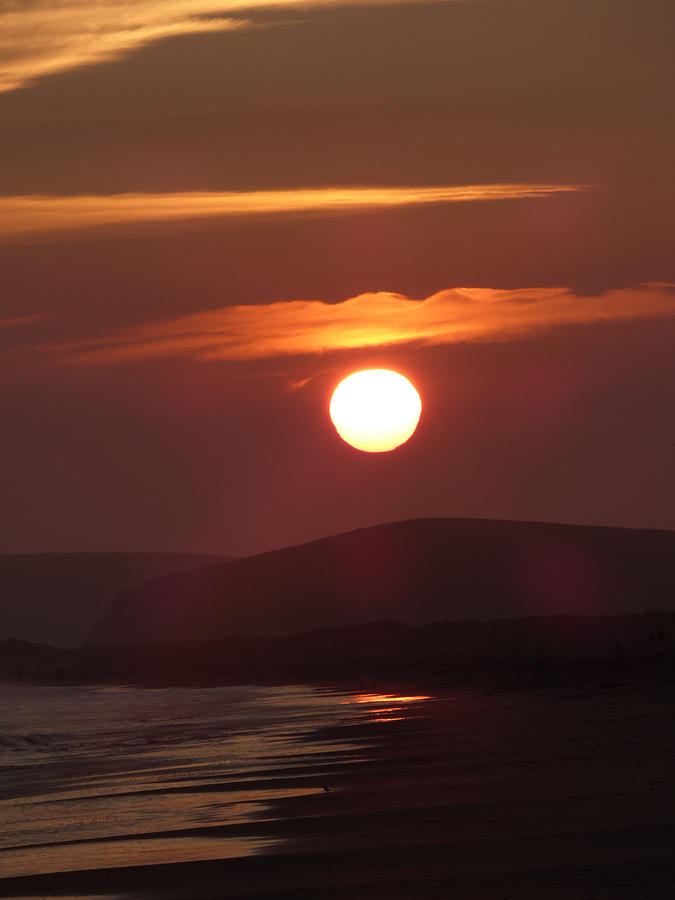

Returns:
0,184,582,239
52,284,675,364
0,313,44,330
0,0,463,92
0,1,248,92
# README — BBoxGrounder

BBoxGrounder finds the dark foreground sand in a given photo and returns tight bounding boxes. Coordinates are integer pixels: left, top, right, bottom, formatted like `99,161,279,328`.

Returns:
2,673,674,899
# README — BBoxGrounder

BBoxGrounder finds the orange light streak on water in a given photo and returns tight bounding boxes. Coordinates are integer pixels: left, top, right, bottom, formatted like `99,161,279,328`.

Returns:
344,694,432,705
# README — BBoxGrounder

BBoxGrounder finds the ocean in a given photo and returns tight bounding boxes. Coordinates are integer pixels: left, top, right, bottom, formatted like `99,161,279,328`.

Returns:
0,682,421,884
1,679,673,899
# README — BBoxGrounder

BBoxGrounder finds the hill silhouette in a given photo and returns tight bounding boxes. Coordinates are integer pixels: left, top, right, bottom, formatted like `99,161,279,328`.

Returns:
89,519,675,646
0,553,231,648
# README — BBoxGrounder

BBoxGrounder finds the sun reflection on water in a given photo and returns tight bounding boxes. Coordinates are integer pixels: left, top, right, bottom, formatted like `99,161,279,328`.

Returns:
343,693,432,705
341,692,433,723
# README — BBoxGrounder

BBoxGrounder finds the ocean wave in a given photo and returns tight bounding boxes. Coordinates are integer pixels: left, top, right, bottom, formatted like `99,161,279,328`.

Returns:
0,732,71,752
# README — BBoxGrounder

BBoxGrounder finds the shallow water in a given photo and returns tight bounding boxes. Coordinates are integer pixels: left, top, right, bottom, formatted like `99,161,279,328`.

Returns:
0,683,426,880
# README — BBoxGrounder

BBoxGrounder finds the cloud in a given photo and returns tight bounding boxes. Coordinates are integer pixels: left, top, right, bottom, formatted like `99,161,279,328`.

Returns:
51,283,675,364
0,184,583,239
0,1,248,92
0,313,43,330
0,0,464,92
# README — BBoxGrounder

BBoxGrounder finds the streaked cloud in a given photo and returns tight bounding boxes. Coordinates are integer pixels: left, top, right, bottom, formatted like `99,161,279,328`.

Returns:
0,0,463,92
0,313,43,330
0,2,247,93
0,184,583,239
52,283,675,364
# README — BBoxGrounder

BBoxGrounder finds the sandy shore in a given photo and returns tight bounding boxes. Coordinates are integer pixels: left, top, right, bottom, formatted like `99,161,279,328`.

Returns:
1,677,674,898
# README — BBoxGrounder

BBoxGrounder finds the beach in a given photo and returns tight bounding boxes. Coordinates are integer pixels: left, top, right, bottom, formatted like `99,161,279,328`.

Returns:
1,671,674,898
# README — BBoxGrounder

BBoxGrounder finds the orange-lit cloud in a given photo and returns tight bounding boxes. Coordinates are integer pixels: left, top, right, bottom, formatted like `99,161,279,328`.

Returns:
0,185,582,239
0,2,247,93
0,0,464,92
0,314,43,330
52,284,675,365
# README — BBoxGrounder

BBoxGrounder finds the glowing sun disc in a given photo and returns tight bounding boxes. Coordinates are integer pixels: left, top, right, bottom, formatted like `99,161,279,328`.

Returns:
329,369,422,452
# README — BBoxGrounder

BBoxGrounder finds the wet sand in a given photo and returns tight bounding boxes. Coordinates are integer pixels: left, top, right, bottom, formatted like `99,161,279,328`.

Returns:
2,677,674,898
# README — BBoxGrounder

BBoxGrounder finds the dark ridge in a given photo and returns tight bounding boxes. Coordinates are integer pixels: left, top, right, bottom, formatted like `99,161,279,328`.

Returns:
0,638,75,679
6,612,674,687
68,614,675,687
88,518,675,646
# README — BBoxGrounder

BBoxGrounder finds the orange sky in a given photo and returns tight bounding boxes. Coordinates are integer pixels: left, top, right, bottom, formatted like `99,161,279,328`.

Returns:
1,0,673,555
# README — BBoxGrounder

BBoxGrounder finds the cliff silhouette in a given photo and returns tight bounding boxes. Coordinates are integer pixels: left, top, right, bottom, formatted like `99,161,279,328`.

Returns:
0,552,231,647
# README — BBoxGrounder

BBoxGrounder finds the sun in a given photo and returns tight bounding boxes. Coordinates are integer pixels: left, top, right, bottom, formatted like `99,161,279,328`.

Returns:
329,369,422,453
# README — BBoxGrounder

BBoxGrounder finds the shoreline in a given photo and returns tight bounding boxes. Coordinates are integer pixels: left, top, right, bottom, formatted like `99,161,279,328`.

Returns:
2,650,674,694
